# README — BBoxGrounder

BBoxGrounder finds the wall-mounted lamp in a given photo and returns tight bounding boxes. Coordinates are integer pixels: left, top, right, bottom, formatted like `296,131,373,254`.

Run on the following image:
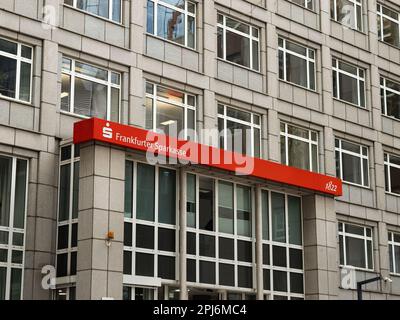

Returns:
105,231,115,247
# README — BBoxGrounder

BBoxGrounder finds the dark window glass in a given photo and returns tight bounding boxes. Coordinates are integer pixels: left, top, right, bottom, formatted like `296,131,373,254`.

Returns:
124,222,133,247
57,225,69,250
58,164,71,222
219,237,234,260
289,248,303,269
187,259,196,282
136,225,154,249
200,234,215,257
273,270,287,292
56,253,68,277
290,273,304,294
187,232,196,255
13,159,27,228
263,244,270,265
238,266,252,288
136,253,154,277
199,177,214,231
219,263,235,286
70,252,77,275
123,286,131,300
271,192,286,243
273,246,287,267
71,223,77,248
158,228,175,252
123,251,132,275
124,161,133,218
263,269,270,290
10,268,22,300
136,163,155,222
158,168,176,224
237,240,252,262
158,256,175,280
200,261,215,284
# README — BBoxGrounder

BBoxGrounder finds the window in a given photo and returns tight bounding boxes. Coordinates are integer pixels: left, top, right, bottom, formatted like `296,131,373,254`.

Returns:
291,0,313,10
124,161,177,281
331,0,363,31
145,82,196,139
377,4,400,48
338,222,373,270
147,0,196,49
388,232,400,275
278,38,316,90
56,145,80,284
217,13,260,71
0,38,32,103
186,174,254,289
335,138,369,187
0,155,28,300
61,57,121,121
380,77,400,120
280,123,319,172
123,286,155,300
218,104,261,158
54,287,76,300
64,0,122,23
384,153,400,195
332,58,365,107
262,191,304,300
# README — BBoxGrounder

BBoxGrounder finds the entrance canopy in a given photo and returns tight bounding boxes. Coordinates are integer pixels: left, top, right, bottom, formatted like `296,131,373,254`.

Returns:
73,118,342,197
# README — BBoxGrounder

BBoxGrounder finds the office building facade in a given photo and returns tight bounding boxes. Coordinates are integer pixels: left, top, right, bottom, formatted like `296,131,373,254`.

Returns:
0,0,399,300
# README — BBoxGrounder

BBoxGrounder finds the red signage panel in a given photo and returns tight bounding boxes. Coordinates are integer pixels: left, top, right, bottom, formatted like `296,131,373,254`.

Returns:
74,118,342,196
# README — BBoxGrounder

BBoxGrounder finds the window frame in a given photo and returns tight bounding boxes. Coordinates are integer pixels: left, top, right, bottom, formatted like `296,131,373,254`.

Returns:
278,37,316,91
61,57,121,122
55,144,80,286
290,0,314,10
64,0,122,24
0,154,29,300
145,82,196,140
331,0,363,32
377,3,400,48
0,37,33,104
332,58,366,108
338,222,374,271
185,173,255,291
217,104,262,158
261,190,304,300
335,138,370,188
380,76,400,121
280,122,319,173
123,161,179,284
388,231,400,275
217,13,260,71
146,0,197,49
384,153,400,196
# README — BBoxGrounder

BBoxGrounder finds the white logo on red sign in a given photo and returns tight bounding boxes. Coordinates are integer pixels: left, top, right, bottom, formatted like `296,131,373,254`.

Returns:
103,123,113,139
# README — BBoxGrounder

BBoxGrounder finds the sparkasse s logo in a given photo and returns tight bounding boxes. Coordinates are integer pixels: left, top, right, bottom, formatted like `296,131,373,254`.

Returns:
103,123,113,139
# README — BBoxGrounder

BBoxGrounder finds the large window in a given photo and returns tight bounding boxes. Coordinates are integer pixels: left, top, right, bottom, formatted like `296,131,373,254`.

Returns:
147,0,196,49
384,153,400,195
280,123,318,172
0,155,28,300
262,191,304,300
377,4,400,48
291,0,313,10
218,104,261,158
217,13,260,71
61,57,121,121
389,232,400,275
339,222,373,271
0,38,32,103
332,58,365,107
186,174,254,289
380,77,400,120
145,82,196,139
64,0,122,23
335,138,369,187
331,0,363,31
56,144,79,298
278,38,316,90
124,161,178,282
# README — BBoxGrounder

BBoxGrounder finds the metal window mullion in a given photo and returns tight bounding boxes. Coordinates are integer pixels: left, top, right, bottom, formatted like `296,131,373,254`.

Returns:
360,144,365,186
387,163,392,194
306,49,310,89
233,182,238,288
284,194,290,296
335,60,340,99
339,141,344,181
184,0,188,47
195,175,199,283
132,162,137,276
285,125,289,166
383,78,388,116
153,84,157,132
109,0,113,21
250,114,255,157
15,45,21,100
67,148,75,277
223,17,227,61
154,0,158,37
154,167,159,279
224,106,228,151
364,228,369,269
283,40,287,82
70,60,76,114
334,0,337,21
393,237,398,273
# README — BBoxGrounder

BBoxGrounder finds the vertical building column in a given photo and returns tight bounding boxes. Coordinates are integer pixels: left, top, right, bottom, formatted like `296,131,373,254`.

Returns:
179,169,188,300
303,194,338,300
76,142,125,300
255,186,263,300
